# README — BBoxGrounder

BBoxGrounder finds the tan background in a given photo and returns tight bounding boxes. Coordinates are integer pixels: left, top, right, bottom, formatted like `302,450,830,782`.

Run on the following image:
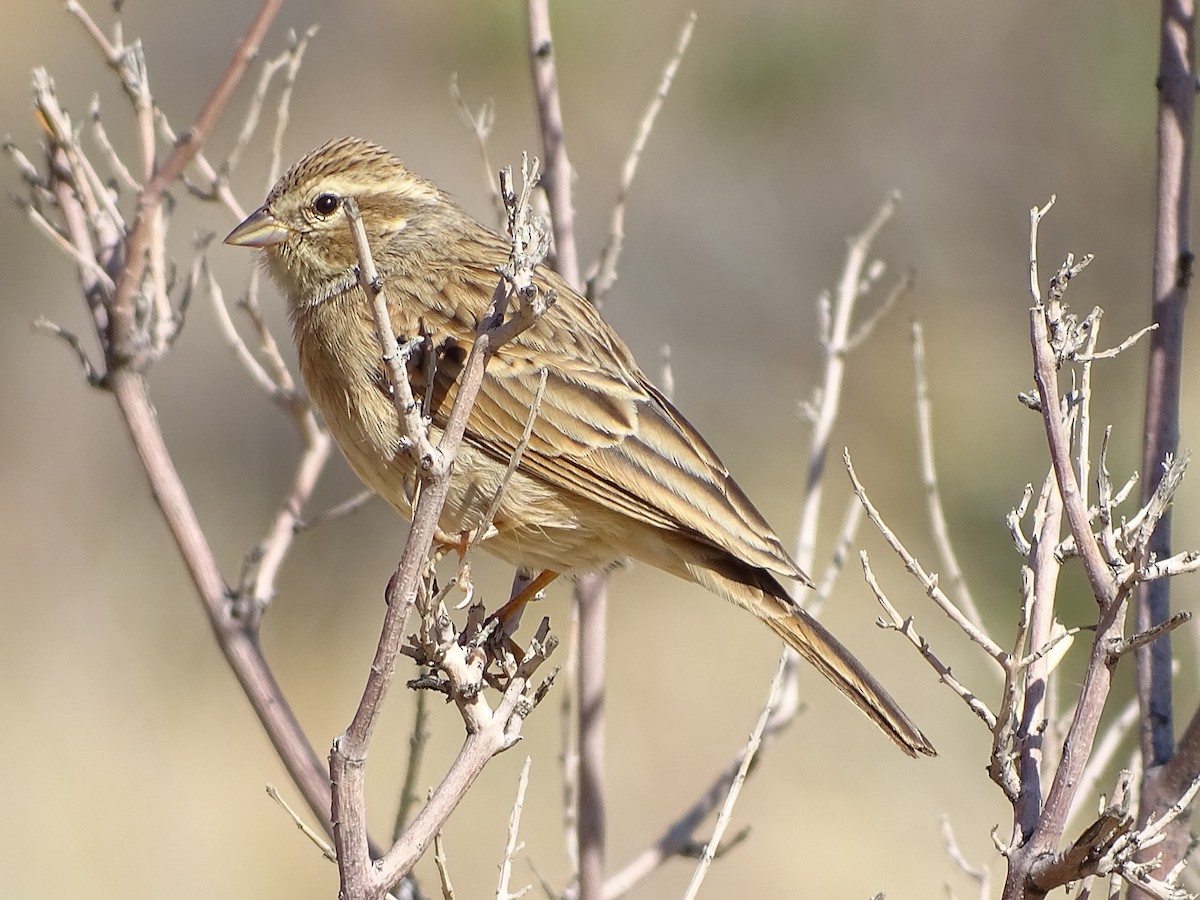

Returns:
2,1,1195,898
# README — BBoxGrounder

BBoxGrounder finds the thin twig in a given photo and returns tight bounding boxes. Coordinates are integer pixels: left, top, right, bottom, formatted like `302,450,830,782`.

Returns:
862,552,996,729
911,320,990,639
295,490,376,532
942,815,992,900
680,655,784,900
394,689,431,838
267,784,338,863
796,192,900,573
586,10,696,305
450,73,503,227
844,268,914,352
496,757,534,900
343,195,440,466
434,831,456,900
331,160,555,900
846,449,1007,663
460,369,548,567
809,495,865,617
205,252,282,399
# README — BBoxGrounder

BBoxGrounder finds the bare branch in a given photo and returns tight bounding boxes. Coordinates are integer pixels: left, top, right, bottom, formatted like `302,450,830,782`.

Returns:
680,655,783,900
525,0,580,289
862,552,996,729
942,815,992,900
450,74,503,227
331,158,556,899
586,11,696,304
434,831,456,900
295,490,376,532
911,320,989,638
34,316,104,386
796,192,900,574
1112,612,1193,661
266,784,337,864
846,449,1007,663
496,757,534,900
343,194,440,467
394,689,431,839
844,267,913,352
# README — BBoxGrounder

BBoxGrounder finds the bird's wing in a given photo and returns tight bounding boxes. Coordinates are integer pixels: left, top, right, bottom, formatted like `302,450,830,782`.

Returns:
397,246,806,584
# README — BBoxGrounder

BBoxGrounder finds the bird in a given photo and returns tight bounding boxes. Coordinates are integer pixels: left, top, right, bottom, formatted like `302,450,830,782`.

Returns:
225,137,934,757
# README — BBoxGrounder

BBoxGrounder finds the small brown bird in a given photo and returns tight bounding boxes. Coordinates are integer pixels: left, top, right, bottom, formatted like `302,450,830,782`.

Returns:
226,137,934,757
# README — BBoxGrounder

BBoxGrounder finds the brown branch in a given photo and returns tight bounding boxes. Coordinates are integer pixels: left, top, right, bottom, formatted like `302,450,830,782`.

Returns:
106,367,335,823
605,196,907,899
107,0,281,372
525,0,579,288
36,0,344,842
1137,0,1196,768
520,6,606,900
1131,6,1199,893
585,11,696,305
680,656,784,900
1001,202,1144,899
330,161,554,900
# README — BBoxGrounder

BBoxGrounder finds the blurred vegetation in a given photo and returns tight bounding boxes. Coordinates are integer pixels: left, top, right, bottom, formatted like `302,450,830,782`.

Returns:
2,1,1194,898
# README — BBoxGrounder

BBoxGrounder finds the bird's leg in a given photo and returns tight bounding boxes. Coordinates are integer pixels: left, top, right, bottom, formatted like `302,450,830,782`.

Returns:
477,569,560,687
433,524,500,607
490,568,560,635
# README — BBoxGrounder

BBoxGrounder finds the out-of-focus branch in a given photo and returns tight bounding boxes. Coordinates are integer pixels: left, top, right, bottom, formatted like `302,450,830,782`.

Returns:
31,0,346,840
520,6,604,900
585,11,695,306
796,191,899,571
525,0,579,288
496,757,534,900
605,196,907,899
911,322,989,637
101,0,282,373
680,657,783,900
1132,0,1198,893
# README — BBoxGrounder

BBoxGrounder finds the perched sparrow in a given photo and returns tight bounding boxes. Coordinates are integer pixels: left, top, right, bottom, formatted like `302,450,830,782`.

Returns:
226,137,934,757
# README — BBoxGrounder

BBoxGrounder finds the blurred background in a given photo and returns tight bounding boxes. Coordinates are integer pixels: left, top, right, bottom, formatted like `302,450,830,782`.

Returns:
3,1,1196,897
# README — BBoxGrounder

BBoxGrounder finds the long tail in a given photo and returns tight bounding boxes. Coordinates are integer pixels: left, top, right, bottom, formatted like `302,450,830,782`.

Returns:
686,555,936,758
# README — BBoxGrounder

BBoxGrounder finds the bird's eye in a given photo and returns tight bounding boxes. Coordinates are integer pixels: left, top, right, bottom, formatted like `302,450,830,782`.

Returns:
311,193,340,217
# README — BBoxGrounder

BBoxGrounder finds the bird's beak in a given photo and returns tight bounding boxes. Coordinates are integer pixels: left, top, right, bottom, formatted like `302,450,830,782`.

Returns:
224,206,291,248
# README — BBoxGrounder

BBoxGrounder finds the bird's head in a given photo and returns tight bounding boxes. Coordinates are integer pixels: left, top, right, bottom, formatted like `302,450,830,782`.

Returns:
224,137,446,307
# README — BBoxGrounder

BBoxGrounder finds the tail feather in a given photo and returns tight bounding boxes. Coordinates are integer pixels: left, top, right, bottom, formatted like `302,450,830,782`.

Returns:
686,555,936,758
763,606,936,757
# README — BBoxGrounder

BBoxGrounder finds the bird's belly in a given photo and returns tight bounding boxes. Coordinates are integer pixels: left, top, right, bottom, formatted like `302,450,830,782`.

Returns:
324,399,630,575
298,331,642,576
